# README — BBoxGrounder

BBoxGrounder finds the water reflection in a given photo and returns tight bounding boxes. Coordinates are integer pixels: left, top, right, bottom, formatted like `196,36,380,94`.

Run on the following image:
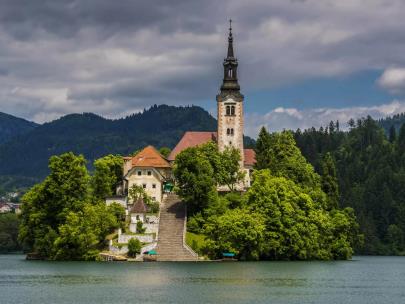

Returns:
1,255,405,304
174,276,307,287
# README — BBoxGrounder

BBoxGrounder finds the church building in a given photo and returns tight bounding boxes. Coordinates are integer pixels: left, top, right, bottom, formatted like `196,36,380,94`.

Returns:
119,22,255,204
168,21,255,186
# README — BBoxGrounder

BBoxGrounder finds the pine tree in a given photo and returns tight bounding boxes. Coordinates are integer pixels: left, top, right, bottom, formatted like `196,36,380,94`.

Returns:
389,125,397,143
254,127,271,170
321,152,339,209
398,123,405,152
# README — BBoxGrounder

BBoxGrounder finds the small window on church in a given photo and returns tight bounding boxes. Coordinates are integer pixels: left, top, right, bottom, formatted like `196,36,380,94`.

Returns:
147,171,152,176
226,106,230,116
230,128,234,135
229,141,232,146
228,68,232,77
137,171,142,176
227,128,230,135
142,183,146,189
231,106,235,116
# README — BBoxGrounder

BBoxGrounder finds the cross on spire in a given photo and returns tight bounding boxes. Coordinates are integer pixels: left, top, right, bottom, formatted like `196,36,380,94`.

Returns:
227,19,234,58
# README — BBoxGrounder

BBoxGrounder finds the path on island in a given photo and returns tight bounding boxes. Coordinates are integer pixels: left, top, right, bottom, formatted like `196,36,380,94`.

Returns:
156,193,198,261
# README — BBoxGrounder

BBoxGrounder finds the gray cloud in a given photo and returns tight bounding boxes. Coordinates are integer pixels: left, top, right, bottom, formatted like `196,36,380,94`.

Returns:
1,0,405,123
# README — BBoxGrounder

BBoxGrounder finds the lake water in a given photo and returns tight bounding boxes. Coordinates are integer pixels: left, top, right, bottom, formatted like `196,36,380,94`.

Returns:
1,255,405,304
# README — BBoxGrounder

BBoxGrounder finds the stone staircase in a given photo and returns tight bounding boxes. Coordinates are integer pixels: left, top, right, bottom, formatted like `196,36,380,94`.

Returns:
156,193,198,261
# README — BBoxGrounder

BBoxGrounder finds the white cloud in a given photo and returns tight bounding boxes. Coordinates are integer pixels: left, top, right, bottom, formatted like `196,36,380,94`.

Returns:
377,67,405,94
245,100,405,137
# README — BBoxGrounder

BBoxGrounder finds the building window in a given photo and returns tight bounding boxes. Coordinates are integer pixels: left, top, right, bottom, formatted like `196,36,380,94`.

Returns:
227,128,230,135
142,184,146,189
228,68,233,77
226,105,230,116
147,171,152,176
137,170,142,176
231,105,235,116
230,128,234,135
152,184,156,189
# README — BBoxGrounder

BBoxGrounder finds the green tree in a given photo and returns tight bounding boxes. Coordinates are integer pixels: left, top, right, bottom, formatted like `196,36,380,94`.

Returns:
127,238,142,257
108,202,126,224
136,221,146,234
18,152,123,260
159,147,171,158
246,170,359,260
385,224,404,254
216,147,245,191
389,125,397,143
19,153,90,257
173,144,217,215
257,130,322,191
174,141,245,215
254,127,271,170
92,154,123,200
398,123,405,152
53,203,119,260
203,208,266,260
0,213,21,253
128,184,151,204
321,152,340,209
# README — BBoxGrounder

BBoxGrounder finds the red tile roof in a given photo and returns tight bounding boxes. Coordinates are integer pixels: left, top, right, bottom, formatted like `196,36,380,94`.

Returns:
244,149,256,166
131,145,171,168
168,131,217,161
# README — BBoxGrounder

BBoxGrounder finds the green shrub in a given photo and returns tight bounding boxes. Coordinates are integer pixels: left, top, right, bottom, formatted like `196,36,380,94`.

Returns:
127,238,141,257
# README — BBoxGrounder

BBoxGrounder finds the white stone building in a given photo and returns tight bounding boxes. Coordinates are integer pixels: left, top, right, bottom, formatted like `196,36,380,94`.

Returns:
122,145,172,204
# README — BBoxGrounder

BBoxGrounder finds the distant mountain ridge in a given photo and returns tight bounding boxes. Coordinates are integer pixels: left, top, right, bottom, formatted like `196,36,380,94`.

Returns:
0,105,220,188
0,112,38,144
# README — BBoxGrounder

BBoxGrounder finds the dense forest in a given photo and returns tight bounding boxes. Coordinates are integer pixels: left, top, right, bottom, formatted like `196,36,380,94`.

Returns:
0,112,38,144
379,113,405,134
294,117,405,255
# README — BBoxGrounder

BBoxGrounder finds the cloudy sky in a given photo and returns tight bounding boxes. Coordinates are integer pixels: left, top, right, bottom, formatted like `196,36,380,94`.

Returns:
1,0,405,137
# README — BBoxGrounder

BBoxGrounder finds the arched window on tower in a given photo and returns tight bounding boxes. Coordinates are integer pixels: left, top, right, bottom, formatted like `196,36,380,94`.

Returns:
228,68,233,78
227,128,230,135
226,106,230,116
231,105,235,116
230,128,234,135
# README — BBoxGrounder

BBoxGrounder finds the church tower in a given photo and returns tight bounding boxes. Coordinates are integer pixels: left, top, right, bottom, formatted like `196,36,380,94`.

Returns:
217,20,244,165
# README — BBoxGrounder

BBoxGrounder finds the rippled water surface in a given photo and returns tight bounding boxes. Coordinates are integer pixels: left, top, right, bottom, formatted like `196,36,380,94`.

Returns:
1,255,405,304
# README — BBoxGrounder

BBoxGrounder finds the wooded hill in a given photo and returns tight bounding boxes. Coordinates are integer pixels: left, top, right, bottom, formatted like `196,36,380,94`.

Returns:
0,105,219,189
294,117,405,255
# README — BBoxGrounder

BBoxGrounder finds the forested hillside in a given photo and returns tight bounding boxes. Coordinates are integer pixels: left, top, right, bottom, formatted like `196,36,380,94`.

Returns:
0,112,38,144
0,105,217,187
379,113,405,134
294,117,405,255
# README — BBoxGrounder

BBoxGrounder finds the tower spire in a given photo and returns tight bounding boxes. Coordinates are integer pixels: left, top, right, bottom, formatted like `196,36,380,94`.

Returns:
220,19,241,94
227,19,234,58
